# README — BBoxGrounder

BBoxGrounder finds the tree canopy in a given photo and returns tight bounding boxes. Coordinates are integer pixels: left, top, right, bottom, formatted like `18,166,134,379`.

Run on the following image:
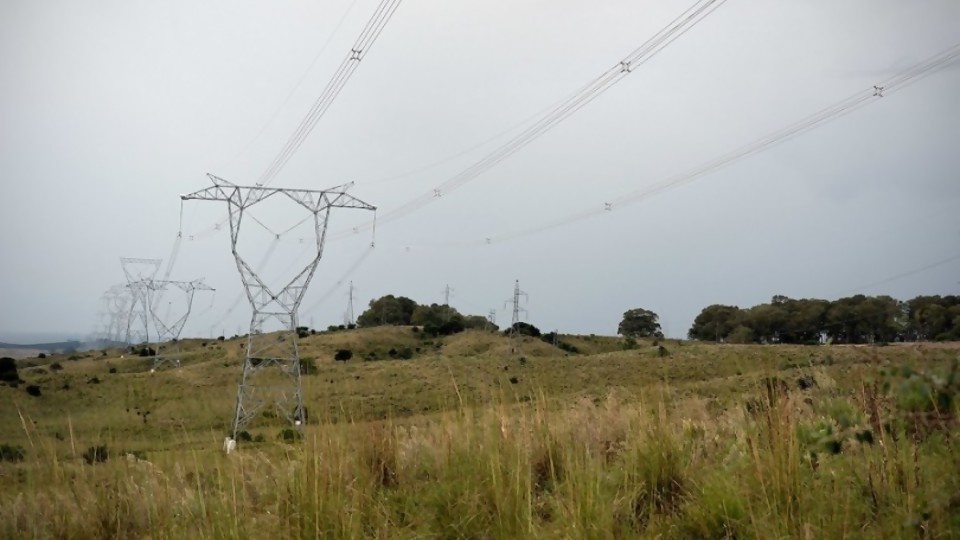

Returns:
356,296,492,337
618,308,664,339
687,294,960,344
356,295,418,327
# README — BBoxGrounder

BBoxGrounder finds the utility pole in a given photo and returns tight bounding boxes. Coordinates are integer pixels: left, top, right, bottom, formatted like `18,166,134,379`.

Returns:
181,174,375,440
487,309,497,331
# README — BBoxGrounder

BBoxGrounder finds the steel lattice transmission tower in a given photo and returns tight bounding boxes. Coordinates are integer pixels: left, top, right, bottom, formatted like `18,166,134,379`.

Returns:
344,281,356,327
145,279,216,371
120,258,162,346
504,280,529,358
181,174,375,437
505,280,528,336
95,284,133,345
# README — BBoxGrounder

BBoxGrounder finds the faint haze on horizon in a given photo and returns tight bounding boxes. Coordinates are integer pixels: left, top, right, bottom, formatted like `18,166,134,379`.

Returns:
1,0,958,341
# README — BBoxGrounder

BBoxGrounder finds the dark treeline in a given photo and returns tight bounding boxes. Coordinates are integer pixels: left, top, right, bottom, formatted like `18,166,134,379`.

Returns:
689,294,960,345
356,295,496,336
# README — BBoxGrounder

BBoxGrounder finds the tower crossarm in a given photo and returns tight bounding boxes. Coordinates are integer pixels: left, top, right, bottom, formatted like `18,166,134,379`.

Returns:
120,257,162,283
182,174,376,213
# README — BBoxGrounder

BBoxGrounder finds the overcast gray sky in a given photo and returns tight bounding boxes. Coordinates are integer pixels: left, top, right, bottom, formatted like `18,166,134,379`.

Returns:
1,0,958,342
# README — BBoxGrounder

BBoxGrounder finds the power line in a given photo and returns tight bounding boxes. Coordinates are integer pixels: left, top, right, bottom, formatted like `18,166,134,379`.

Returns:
836,252,960,296
359,92,582,186
461,41,960,245
300,245,376,317
330,0,728,238
185,0,403,242
258,0,404,186
223,0,362,170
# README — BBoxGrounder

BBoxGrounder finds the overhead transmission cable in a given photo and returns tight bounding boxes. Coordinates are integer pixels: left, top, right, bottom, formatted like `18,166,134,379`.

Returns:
335,0,727,236
836,252,960,297
465,41,960,245
301,245,376,316
258,0,404,187
161,0,372,286
359,92,585,186
190,0,402,240
223,0,361,169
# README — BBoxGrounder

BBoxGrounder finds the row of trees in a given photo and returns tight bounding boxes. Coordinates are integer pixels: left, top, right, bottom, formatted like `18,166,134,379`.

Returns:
355,293,959,346
688,294,960,344
356,295,496,336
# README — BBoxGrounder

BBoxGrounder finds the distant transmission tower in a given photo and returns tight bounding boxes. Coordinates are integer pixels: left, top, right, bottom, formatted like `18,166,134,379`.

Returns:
442,284,454,321
505,280,528,335
145,279,215,371
95,284,132,345
181,174,375,439
120,258,162,346
504,280,528,357
344,281,356,326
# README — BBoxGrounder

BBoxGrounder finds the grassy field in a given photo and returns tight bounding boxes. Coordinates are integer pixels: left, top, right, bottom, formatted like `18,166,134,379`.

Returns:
1,328,958,539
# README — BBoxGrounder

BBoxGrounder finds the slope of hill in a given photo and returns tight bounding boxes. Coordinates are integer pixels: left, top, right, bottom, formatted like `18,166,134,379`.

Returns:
1,328,958,539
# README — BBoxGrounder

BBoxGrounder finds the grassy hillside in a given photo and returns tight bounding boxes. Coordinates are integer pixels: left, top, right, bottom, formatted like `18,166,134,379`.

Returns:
1,328,958,538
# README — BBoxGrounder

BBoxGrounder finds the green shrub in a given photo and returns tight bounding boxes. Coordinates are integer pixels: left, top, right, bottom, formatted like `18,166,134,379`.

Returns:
278,428,302,442
0,357,20,386
82,445,108,465
0,443,25,462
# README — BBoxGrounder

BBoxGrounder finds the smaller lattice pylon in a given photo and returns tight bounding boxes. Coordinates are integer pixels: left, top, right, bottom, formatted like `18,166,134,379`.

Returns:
503,280,529,359
120,257,162,346
144,279,215,370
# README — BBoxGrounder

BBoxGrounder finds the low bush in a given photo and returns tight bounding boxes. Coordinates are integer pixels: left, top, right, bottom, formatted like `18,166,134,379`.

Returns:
0,443,25,462
82,445,108,465
278,428,302,442
0,357,20,386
